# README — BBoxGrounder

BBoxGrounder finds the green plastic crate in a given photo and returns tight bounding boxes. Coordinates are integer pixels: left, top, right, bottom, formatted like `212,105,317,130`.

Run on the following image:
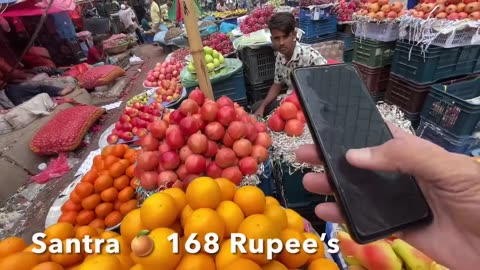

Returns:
391,40,480,84
353,37,396,68
343,49,354,63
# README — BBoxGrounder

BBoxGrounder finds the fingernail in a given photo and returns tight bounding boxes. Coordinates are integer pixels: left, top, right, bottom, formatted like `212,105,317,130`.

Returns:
347,148,371,161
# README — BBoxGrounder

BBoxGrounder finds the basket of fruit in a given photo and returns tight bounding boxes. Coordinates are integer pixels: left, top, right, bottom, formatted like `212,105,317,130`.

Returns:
105,42,129,55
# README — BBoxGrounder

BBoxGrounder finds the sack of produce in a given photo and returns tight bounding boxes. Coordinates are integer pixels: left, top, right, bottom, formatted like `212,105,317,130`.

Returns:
30,105,105,155
78,65,126,89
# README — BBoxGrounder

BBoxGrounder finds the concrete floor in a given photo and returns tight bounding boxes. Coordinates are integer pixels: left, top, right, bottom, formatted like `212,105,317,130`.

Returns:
0,44,166,241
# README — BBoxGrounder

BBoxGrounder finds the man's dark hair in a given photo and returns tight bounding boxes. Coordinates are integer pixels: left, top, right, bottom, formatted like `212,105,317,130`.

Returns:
267,12,296,35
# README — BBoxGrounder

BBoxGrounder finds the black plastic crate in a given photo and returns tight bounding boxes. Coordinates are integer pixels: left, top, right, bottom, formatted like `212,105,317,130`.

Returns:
391,40,480,84
343,49,353,63
246,80,289,106
272,161,326,209
238,46,276,85
417,118,479,154
420,77,480,137
352,62,391,93
337,32,354,50
385,73,474,115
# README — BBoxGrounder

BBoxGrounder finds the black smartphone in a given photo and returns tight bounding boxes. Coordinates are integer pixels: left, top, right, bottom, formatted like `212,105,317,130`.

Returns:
291,64,432,244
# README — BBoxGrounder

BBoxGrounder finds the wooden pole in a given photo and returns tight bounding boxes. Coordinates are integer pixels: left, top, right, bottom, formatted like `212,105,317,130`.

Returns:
180,0,214,99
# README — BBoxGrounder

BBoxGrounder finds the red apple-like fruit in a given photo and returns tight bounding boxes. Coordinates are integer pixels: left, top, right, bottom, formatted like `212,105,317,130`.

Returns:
107,134,119,144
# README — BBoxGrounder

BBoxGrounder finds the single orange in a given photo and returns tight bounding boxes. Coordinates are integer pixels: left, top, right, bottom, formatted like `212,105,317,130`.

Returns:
113,175,130,190
69,191,82,204
111,144,127,158
81,194,102,210
61,200,82,212
118,159,130,168
82,170,98,184
103,155,120,168
76,210,96,226
101,146,115,157
109,162,127,178
100,187,119,202
58,211,78,224
74,182,94,198
74,225,99,239
89,219,106,230
118,187,135,202
93,155,104,170
105,211,123,227
0,237,27,258
125,165,135,178
119,199,138,215
130,178,139,189
95,202,114,218
94,175,114,192
124,149,138,164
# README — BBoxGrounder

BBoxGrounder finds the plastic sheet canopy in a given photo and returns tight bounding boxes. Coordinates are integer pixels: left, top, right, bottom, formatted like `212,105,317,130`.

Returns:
1,0,75,17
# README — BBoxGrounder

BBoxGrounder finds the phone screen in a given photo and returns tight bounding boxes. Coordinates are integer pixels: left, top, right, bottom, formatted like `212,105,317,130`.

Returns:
291,64,432,243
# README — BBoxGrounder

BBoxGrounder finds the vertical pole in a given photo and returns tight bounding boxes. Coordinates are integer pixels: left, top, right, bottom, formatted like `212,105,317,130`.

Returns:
180,0,214,99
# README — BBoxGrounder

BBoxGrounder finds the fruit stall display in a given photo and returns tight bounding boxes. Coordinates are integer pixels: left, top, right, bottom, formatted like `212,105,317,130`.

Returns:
202,33,235,56
107,102,164,144
407,0,480,20
239,6,276,34
126,92,151,107
152,77,185,105
0,179,341,269
355,0,406,20
134,89,273,194
143,59,184,88
186,46,227,77
55,145,139,230
336,229,448,269
334,0,367,23
267,92,307,137
169,47,191,64
212,9,248,18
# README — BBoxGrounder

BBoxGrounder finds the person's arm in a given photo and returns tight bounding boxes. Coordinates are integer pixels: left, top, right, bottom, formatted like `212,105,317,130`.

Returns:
254,55,284,116
254,83,283,117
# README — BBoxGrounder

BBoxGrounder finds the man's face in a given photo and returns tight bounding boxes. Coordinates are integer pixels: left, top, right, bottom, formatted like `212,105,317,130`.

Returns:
270,29,295,56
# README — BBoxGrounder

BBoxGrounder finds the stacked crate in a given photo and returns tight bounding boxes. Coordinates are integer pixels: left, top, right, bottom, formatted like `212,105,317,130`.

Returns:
416,78,480,155
238,46,286,107
385,39,480,128
298,8,338,45
352,21,399,102
336,31,354,63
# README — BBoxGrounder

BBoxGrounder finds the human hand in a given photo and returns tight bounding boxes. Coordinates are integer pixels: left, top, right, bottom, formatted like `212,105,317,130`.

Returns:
254,107,264,118
295,124,480,269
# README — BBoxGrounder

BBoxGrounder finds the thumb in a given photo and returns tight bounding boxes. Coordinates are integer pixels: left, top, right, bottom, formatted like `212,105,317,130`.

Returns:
345,136,469,182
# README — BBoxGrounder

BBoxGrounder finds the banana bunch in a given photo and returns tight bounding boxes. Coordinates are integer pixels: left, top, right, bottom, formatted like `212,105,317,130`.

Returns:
213,9,247,18
337,231,449,270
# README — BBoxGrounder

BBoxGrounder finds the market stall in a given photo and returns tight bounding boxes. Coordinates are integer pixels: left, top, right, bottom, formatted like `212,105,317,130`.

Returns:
0,0,479,269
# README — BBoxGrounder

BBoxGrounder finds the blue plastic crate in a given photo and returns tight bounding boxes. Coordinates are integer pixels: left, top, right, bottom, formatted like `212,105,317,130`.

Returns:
416,118,479,154
299,6,333,21
337,32,354,50
301,33,337,44
186,70,247,102
299,16,337,39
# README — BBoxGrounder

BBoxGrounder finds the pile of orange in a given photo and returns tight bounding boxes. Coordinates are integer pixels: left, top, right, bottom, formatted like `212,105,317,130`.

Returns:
0,223,133,270
117,177,340,270
59,144,139,229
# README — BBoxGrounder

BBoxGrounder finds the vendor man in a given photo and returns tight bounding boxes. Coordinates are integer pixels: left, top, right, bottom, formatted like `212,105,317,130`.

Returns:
253,12,326,117
0,58,74,112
